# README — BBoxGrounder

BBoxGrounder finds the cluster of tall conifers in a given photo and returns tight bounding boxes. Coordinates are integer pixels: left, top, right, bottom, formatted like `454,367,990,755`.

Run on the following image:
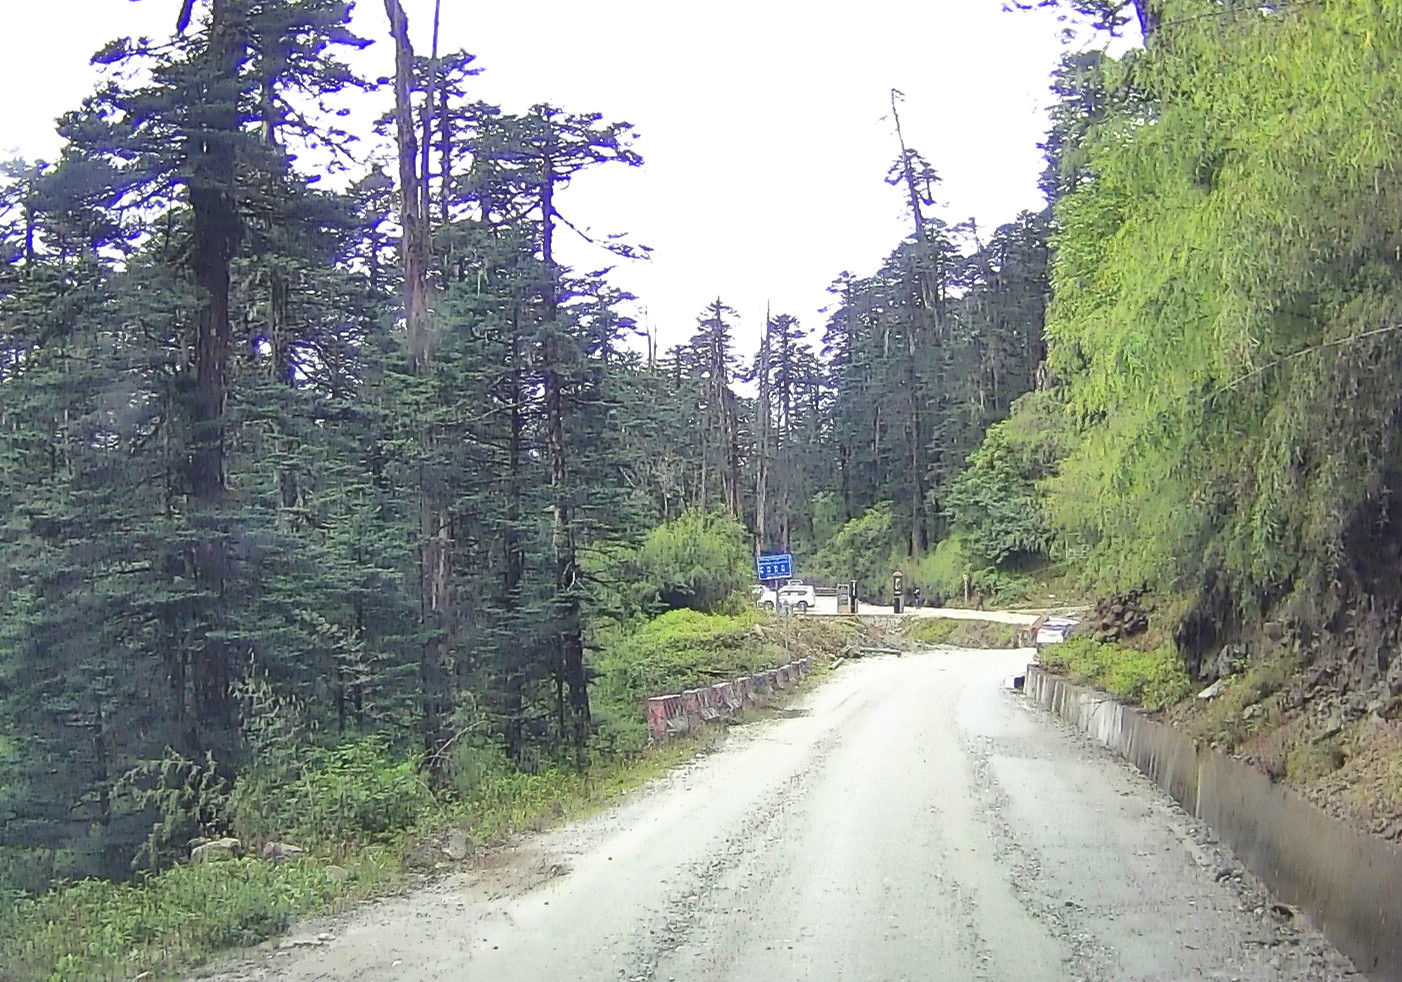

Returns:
0,1,1053,885
0,0,655,882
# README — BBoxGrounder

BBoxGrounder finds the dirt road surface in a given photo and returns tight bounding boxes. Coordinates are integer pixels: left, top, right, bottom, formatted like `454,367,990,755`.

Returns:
803,597,1042,622
201,648,1358,982
852,602,1040,623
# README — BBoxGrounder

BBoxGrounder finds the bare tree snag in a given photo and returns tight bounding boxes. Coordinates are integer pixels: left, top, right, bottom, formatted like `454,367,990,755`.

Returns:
385,0,452,770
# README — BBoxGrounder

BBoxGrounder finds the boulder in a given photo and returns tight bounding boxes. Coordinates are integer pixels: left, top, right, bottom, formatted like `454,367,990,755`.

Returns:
261,841,304,863
1197,678,1226,700
443,829,473,862
1216,643,1249,679
191,837,241,865
1090,588,1151,642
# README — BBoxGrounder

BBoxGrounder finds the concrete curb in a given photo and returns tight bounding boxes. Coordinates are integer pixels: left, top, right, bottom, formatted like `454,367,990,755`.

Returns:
646,659,811,744
1026,665,1402,981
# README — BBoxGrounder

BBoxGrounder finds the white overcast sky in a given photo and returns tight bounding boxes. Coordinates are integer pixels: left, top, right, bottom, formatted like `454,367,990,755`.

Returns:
2,0,1072,353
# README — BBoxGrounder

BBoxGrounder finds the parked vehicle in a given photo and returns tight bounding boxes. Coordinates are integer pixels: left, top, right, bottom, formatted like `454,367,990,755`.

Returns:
1032,615,1080,647
777,582,816,613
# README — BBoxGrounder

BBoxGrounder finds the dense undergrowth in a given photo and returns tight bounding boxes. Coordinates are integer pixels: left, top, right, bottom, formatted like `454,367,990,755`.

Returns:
591,608,860,753
0,606,854,982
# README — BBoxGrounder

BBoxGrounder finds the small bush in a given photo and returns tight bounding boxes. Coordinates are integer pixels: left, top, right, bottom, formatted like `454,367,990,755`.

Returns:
903,539,1037,608
229,735,435,849
946,391,1068,567
808,503,899,597
592,608,776,698
633,510,754,614
1242,660,1289,703
589,607,858,755
1286,740,1345,782
1387,758,1402,808
907,537,971,602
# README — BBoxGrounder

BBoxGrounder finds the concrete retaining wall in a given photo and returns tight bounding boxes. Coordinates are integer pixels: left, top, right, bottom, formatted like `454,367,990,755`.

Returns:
645,659,811,744
1026,665,1402,981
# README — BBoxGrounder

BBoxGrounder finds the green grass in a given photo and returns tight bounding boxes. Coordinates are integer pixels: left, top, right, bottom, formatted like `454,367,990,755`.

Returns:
1040,636,1192,711
906,619,1023,648
590,607,860,755
0,858,360,981
1179,654,1299,749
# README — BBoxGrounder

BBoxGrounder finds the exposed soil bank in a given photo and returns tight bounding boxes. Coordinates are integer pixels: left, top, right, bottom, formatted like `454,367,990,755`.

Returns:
1027,665,1402,981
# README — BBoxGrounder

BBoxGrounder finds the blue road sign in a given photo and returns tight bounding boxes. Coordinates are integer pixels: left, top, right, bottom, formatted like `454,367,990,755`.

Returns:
756,553,793,581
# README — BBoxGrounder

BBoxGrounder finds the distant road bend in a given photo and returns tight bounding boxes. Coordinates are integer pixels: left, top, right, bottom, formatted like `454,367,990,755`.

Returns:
208,648,1357,982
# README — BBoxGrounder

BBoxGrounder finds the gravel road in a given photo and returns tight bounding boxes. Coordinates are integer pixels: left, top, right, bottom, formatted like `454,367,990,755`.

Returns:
803,598,1041,622
202,648,1359,982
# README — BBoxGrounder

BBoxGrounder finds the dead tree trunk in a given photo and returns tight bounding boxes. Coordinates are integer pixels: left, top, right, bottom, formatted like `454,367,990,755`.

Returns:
385,0,452,771
891,90,933,553
502,316,528,766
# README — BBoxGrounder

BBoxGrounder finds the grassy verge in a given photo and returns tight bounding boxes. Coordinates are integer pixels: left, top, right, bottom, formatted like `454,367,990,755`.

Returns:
589,607,860,753
1039,636,1192,711
0,739,716,982
905,618,1024,649
0,610,858,982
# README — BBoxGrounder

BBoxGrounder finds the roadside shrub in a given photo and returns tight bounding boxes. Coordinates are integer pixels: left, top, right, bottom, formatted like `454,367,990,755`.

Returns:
633,510,753,614
228,735,435,849
1286,740,1345,782
0,858,346,981
809,503,899,596
589,606,830,755
593,608,775,700
947,390,1068,567
907,537,970,602
907,619,1023,648
904,538,1036,607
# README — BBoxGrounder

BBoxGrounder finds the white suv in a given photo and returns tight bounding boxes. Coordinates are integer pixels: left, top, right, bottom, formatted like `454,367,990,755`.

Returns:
777,582,816,613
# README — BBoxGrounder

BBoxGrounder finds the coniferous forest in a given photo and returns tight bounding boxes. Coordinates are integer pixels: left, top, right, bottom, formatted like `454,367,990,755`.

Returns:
7,1,1402,975
0,0,1048,896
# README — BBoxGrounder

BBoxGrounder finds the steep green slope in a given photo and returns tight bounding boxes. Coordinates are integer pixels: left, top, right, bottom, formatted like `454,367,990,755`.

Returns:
962,0,1402,676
